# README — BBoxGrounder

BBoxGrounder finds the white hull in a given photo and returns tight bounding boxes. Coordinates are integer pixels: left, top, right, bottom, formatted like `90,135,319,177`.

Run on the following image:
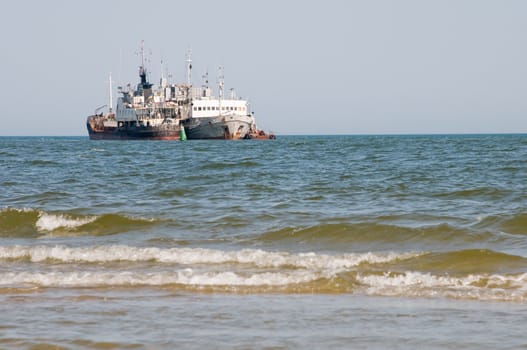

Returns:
183,114,254,139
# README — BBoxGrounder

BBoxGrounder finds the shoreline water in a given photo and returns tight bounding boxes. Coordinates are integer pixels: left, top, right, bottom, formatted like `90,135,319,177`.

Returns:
1,292,526,349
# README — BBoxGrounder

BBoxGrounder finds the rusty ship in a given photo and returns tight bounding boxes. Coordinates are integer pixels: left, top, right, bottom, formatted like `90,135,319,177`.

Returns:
87,43,274,140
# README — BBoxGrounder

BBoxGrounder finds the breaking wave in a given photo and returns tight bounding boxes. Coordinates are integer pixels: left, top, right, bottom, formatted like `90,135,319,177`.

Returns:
0,245,418,268
0,244,527,300
0,270,326,288
2,207,526,242
0,208,161,237
355,271,527,302
36,213,96,231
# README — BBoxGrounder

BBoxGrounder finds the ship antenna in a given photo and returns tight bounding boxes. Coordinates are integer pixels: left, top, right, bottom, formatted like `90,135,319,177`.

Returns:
186,47,192,85
160,59,164,81
218,66,224,115
108,73,113,113
202,69,209,88
140,40,145,71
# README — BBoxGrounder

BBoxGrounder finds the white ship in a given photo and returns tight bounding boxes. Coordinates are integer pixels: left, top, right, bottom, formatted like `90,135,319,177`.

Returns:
182,54,271,140
183,65,255,139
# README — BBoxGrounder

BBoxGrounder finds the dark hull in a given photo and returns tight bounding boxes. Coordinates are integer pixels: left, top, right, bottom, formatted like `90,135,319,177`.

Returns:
87,123,180,141
243,130,276,140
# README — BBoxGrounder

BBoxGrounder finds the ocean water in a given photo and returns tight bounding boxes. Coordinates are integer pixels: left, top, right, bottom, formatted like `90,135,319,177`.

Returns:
1,134,527,349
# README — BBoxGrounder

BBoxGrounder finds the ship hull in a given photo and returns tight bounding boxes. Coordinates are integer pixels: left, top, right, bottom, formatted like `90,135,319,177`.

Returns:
87,129,180,140
87,117,180,141
183,115,253,140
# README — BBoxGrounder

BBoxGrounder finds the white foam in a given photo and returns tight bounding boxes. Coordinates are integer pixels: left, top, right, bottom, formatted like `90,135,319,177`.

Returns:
356,271,527,301
2,244,526,300
0,245,419,270
0,207,37,214
0,269,324,287
35,213,96,231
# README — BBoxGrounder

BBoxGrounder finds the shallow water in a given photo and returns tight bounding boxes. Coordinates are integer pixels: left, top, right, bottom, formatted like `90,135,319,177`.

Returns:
1,135,526,348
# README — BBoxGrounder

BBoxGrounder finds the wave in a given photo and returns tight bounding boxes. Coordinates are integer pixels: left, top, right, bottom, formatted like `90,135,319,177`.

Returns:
354,271,527,302
389,249,527,275
1,264,526,301
499,213,527,235
198,160,259,170
3,207,526,243
432,187,512,199
256,222,482,245
0,245,418,268
36,212,96,231
0,208,41,237
28,159,61,166
256,212,527,246
0,270,328,288
1,244,526,300
472,213,527,235
0,208,161,237
155,188,188,198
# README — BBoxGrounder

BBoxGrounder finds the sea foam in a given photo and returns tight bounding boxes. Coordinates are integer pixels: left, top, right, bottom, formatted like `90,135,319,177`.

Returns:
0,245,419,269
36,213,96,231
356,271,527,301
0,269,325,287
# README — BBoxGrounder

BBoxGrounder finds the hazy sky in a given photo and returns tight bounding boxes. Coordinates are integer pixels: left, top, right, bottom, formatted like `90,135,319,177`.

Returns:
1,0,526,135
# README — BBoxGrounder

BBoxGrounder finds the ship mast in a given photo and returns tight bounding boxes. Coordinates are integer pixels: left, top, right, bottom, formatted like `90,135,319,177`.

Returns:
186,48,192,85
108,73,113,113
138,40,150,87
202,70,209,88
218,66,224,116
137,40,152,105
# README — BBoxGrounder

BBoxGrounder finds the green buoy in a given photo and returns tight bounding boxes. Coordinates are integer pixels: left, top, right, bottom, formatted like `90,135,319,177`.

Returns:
180,125,187,141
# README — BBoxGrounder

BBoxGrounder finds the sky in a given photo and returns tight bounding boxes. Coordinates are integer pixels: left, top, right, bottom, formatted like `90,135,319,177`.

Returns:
1,0,526,135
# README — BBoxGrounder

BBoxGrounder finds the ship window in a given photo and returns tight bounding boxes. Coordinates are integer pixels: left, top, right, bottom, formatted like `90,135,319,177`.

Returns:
193,107,197,111
198,107,202,111
207,107,211,111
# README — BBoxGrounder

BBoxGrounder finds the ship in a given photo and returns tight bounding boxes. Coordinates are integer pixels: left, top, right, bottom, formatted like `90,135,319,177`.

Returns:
87,43,274,140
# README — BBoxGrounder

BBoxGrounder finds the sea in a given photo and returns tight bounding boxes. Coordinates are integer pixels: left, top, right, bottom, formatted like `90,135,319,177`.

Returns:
0,134,526,349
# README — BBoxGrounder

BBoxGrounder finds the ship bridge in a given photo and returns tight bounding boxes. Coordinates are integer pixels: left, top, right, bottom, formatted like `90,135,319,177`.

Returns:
191,99,248,118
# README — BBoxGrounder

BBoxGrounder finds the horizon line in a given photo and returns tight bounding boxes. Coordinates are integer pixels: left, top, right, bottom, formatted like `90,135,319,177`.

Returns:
1,132,526,137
